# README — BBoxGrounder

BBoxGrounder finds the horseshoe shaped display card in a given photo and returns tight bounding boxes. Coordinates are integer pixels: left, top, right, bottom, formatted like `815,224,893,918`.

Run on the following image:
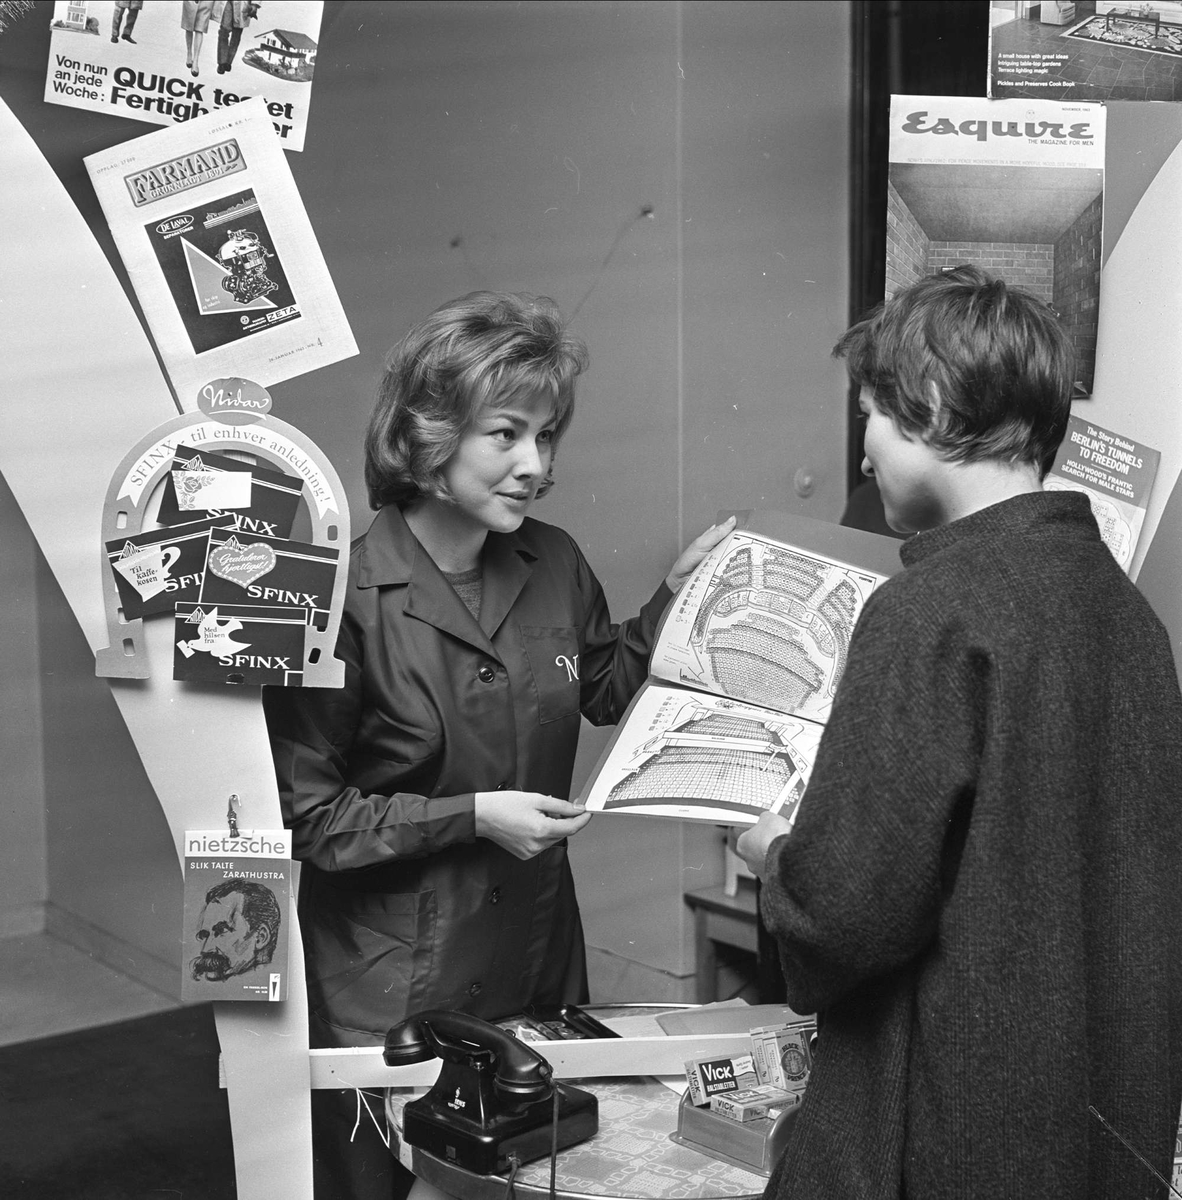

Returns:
174,601,309,686
198,527,340,631
157,444,304,539
98,402,351,687
105,515,230,621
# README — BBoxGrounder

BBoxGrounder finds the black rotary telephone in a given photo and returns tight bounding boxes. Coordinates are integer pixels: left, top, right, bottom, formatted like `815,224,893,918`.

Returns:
384,1010,599,1175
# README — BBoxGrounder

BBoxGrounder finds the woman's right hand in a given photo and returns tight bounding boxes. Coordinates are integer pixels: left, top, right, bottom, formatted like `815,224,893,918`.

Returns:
474,791,592,860
665,515,737,593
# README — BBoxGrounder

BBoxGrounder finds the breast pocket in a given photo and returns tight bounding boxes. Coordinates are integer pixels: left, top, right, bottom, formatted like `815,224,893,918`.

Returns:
520,625,582,724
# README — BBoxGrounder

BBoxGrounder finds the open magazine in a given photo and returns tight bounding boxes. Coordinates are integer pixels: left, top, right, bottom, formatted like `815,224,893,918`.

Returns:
578,511,901,827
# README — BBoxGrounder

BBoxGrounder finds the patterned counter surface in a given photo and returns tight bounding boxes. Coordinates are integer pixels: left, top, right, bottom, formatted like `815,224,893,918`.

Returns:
385,1076,769,1200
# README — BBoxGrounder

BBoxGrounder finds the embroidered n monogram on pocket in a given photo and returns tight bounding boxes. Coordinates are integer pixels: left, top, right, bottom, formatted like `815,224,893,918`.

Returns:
520,626,581,723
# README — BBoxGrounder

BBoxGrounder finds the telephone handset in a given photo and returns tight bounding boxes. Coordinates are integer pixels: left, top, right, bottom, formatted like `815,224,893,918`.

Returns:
384,1009,554,1099
384,1009,598,1175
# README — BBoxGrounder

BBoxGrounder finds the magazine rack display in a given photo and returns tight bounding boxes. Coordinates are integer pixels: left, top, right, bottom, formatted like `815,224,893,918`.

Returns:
5,8,1182,1199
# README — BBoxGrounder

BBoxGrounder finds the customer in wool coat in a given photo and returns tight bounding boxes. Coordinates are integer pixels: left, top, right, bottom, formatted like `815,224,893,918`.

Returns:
738,265,1182,1199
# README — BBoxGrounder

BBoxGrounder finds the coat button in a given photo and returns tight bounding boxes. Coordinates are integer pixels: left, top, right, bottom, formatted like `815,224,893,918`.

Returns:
489,887,502,904
478,664,496,684
468,981,482,996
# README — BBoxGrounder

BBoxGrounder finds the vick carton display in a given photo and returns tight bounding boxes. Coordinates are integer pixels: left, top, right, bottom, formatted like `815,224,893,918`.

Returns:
750,1022,816,1092
683,1052,759,1107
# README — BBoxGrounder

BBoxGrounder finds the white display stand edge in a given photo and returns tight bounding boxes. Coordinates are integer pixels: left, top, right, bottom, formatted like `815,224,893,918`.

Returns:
0,96,315,1200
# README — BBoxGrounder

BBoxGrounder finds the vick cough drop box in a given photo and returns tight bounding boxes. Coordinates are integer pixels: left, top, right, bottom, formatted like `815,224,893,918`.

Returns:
683,1053,758,1106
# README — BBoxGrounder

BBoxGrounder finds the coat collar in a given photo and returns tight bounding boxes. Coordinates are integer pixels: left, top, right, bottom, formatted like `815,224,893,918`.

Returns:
900,489,1099,568
355,505,537,650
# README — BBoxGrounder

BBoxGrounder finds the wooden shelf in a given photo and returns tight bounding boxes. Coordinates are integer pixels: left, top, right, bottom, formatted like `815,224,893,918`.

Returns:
684,883,759,1004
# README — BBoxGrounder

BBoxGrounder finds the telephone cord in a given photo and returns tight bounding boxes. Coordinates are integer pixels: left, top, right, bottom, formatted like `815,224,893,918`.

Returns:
549,1085,560,1200
503,1154,521,1200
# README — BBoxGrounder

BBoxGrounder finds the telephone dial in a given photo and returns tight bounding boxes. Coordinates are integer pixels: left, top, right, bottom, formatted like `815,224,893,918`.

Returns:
384,1009,599,1174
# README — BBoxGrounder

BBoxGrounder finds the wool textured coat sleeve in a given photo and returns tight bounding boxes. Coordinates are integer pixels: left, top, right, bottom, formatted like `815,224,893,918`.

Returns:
761,585,986,1015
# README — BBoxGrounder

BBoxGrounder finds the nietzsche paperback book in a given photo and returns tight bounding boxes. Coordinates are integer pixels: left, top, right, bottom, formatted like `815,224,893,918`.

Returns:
578,511,900,827
181,827,292,1003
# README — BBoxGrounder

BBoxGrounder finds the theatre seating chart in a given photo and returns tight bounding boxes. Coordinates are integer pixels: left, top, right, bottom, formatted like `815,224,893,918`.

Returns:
579,511,901,826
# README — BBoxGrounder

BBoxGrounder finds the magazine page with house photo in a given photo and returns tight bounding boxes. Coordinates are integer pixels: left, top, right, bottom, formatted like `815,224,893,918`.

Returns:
988,1,1182,104
577,511,900,826
46,0,323,151
888,94,1105,397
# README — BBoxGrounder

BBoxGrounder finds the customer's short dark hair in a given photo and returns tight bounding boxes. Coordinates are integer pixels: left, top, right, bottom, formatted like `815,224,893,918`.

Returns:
834,265,1074,476
364,292,588,510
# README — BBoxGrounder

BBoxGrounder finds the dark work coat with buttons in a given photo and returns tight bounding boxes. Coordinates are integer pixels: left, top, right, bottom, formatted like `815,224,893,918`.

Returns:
263,505,672,1048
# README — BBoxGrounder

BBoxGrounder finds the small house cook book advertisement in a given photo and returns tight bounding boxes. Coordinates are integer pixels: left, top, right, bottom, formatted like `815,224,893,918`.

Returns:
579,510,900,826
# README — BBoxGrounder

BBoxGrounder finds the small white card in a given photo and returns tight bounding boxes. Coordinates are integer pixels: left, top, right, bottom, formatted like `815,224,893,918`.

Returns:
173,467,253,511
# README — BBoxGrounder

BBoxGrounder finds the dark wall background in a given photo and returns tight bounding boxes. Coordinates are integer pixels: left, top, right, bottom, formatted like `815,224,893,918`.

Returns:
847,0,988,481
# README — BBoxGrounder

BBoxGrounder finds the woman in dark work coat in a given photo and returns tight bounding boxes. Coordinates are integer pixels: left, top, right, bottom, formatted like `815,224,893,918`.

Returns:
263,291,731,1200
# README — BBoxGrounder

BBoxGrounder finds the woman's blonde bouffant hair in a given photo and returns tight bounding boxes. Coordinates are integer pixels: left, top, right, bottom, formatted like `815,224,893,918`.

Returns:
364,292,589,511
